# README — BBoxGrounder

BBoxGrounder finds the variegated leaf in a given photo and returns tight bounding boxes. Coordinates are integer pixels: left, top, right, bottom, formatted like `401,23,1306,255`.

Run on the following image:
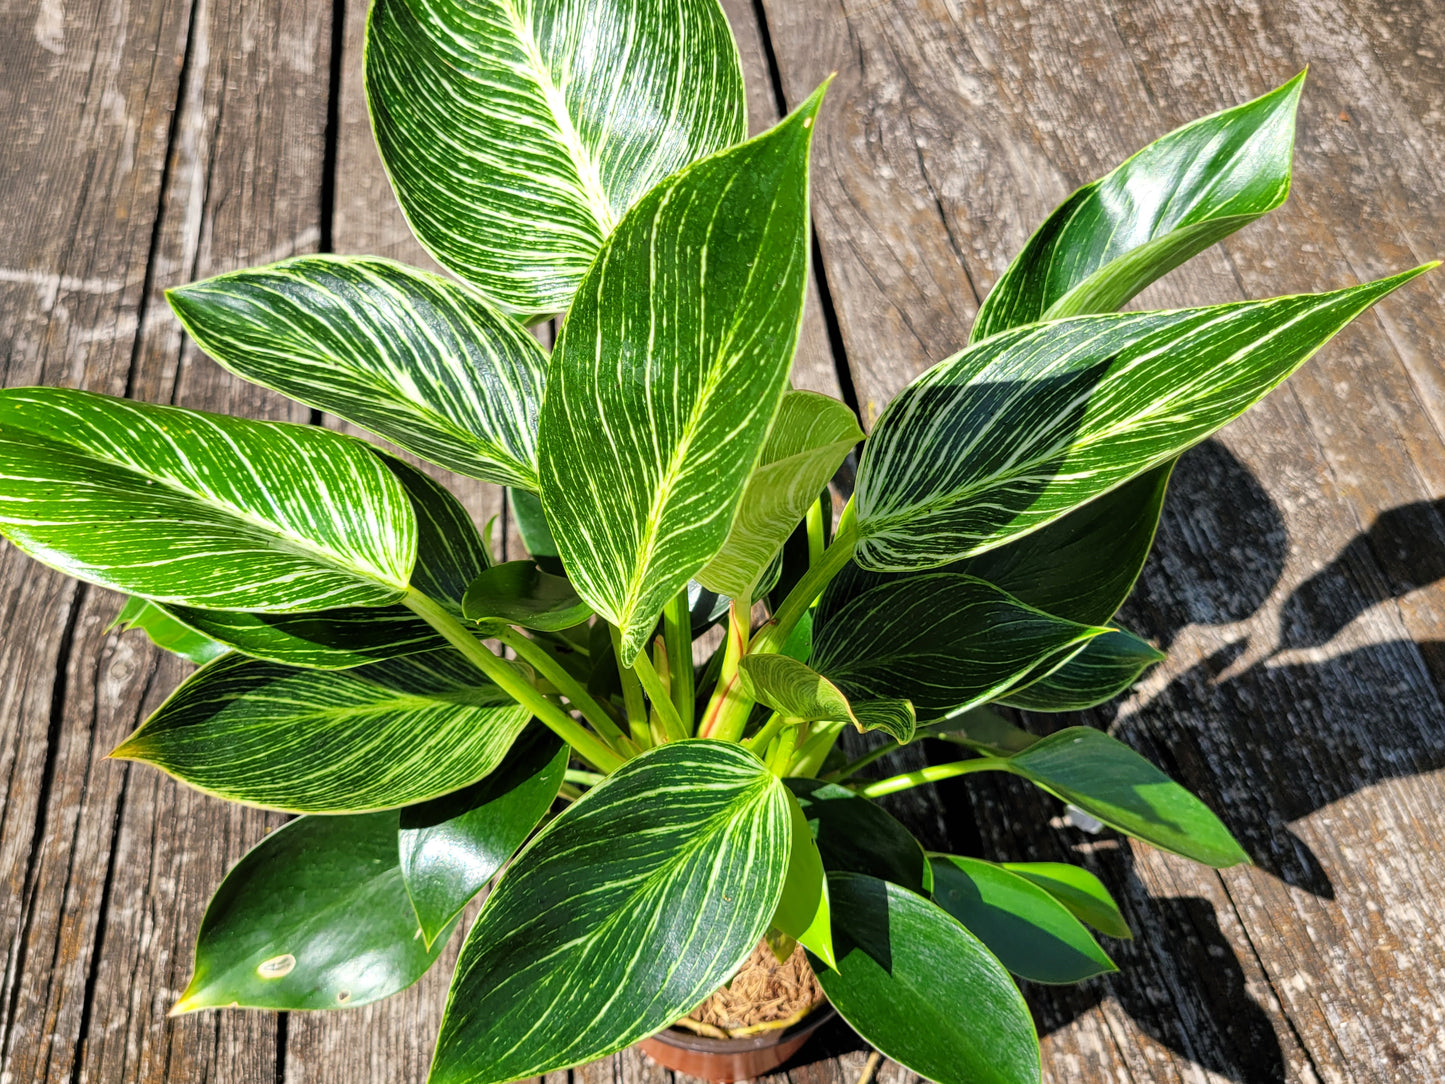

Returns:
972,73,1304,342
169,256,547,489
366,0,746,318
0,388,415,611
154,455,490,669
812,573,1107,719
698,390,861,598
856,269,1432,571
538,88,823,661
998,627,1164,712
430,741,790,1083
737,654,914,742
114,648,531,813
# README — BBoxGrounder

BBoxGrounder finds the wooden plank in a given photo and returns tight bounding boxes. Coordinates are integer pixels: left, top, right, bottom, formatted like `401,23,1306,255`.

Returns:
757,1,1445,1081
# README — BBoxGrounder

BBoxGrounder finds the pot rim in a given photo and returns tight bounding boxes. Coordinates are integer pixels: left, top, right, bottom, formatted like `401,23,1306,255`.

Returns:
646,1002,836,1054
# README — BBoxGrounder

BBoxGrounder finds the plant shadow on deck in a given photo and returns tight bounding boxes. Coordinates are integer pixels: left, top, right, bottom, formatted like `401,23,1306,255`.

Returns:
840,439,1445,1084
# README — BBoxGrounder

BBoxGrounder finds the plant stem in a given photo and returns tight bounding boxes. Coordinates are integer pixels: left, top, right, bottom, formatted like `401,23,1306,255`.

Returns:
742,711,786,754
663,590,695,733
751,516,859,657
633,644,688,742
609,624,651,749
790,719,846,777
564,769,604,787
767,721,801,776
806,498,825,568
495,627,637,757
698,593,752,741
403,590,624,774
823,741,899,783
854,757,1007,799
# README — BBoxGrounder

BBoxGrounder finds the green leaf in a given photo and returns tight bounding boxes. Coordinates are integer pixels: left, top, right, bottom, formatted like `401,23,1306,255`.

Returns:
998,627,1164,712
698,391,861,597
1004,727,1250,867
771,788,836,970
172,812,452,1013
153,456,491,669
462,560,592,630
538,86,824,663
0,387,416,610
812,573,1107,719
972,74,1305,342
813,873,1040,1084
508,487,563,573
366,0,746,318
929,855,1116,984
168,256,547,488
921,706,1039,755
785,778,930,894
855,268,1434,571
113,649,531,813
112,597,227,665
430,741,789,1084
399,729,567,947
998,861,1132,940
737,654,915,742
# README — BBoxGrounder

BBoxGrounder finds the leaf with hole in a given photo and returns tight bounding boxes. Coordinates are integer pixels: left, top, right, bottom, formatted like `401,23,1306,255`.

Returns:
538,87,823,662
813,872,1040,1084
856,268,1434,571
168,256,547,488
430,741,789,1083
366,0,746,318
929,855,1116,984
399,729,567,946
172,812,454,1013
0,387,416,611
973,74,1305,342
113,649,531,813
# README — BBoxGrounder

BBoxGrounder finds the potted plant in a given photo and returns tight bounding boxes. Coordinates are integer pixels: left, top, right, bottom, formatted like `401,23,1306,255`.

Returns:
0,1,1431,1081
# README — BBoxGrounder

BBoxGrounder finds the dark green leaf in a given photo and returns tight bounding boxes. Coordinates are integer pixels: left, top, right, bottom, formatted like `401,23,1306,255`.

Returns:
929,855,1116,984
399,729,567,946
813,872,1040,1084
972,74,1304,341
113,649,531,813
172,812,452,1013
462,560,591,630
856,268,1433,571
168,256,547,488
1004,727,1250,867
785,778,929,894
698,390,861,598
812,573,1106,719
508,487,563,574
771,788,835,970
922,706,1040,755
431,741,789,1083
999,861,1132,940
998,627,1164,712
538,87,824,662
112,597,227,665
737,654,914,742
366,0,746,318
158,456,490,669
0,387,416,610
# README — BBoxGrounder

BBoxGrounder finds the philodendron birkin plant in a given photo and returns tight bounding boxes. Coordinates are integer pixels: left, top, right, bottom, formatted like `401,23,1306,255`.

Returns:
0,0,1433,1080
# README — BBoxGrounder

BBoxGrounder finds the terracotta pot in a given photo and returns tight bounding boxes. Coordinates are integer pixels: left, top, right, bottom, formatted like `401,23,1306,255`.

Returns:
637,1004,835,1082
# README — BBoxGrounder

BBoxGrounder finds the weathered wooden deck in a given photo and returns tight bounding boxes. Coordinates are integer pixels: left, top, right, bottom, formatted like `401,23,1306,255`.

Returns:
3,0,1444,1081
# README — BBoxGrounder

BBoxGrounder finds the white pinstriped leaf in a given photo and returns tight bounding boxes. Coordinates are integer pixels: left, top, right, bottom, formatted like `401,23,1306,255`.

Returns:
366,0,746,319
539,88,823,662
855,268,1432,571
997,627,1163,712
429,740,790,1084
169,257,548,489
811,574,1107,721
152,456,490,670
0,388,416,611
114,649,531,813
697,390,861,598
972,73,1304,342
